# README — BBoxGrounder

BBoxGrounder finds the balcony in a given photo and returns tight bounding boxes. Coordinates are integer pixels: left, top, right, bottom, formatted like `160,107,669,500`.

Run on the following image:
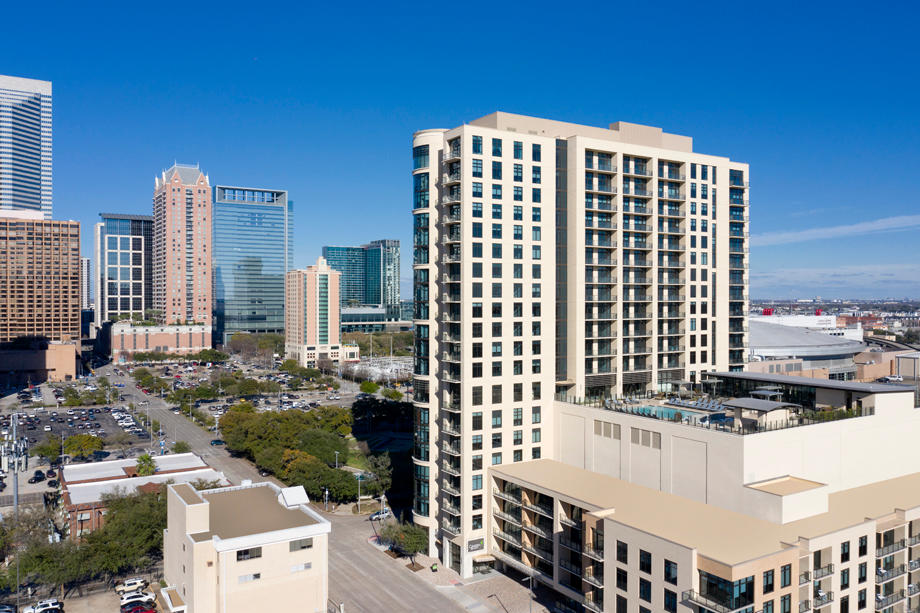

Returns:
623,186,652,197
624,166,653,177
877,539,906,557
441,192,461,205
812,591,833,608
583,595,603,613
813,563,834,580
440,462,461,478
681,590,753,613
441,172,461,185
521,541,553,562
583,543,604,560
559,558,583,577
729,199,750,206
441,253,461,263
659,191,686,201
441,442,461,456
582,567,604,588
559,535,582,553
493,488,522,505
494,508,522,526
877,564,906,582
799,570,811,585
493,527,522,547
443,148,461,162
909,558,920,571
442,521,460,537
875,589,906,609
522,521,553,539
441,422,461,437
660,172,686,181
798,601,811,613
441,482,460,497
729,179,750,188
442,500,461,516
909,581,920,596
445,210,462,222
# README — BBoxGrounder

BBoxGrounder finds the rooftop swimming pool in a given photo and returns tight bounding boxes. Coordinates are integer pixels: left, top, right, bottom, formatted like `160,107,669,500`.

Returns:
626,405,704,420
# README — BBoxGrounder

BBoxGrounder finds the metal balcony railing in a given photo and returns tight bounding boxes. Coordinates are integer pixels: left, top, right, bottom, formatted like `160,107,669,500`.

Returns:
492,527,522,547
812,591,833,608
875,589,906,609
493,488,522,505
877,564,906,582
522,521,552,539
877,539,906,557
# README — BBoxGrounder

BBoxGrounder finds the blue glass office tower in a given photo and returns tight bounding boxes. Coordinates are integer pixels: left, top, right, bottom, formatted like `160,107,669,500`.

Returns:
322,239,400,309
0,75,52,218
212,186,293,346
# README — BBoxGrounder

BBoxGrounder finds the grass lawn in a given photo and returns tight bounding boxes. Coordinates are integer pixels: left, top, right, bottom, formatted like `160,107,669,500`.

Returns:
345,435,371,470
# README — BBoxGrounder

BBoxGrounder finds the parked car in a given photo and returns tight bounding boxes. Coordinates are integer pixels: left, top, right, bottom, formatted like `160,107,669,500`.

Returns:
209,439,225,446
119,591,155,606
45,469,56,478
23,598,63,613
370,509,393,521
115,577,148,594
47,480,59,488
121,605,154,613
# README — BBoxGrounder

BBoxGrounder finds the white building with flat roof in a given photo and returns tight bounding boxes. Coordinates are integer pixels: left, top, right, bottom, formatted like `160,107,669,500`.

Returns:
164,481,331,613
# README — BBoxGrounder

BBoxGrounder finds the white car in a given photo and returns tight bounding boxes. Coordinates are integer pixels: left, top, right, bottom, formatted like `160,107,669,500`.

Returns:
115,577,148,594
120,590,155,606
43,425,51,432
23,599,63,613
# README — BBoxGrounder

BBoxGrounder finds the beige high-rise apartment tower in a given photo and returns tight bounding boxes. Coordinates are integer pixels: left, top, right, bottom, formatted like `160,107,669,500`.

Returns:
153,164,213,326
411,112,750,577
285,257,342,368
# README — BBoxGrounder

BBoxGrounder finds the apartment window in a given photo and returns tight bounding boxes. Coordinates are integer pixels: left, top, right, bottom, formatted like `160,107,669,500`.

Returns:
472,435,482,450
413,145,429,169
237,547,262,561
472,515,482,529
472,411,482,429
472,243,482,258
493,243,502,257
492,433,502,447
639,550,652,573
472,362,482,377
780,564,791,588
491,384,502,403
840,595,849,613
492,410,502,427
472,454,482,469
472,494,482,510
780,594,790,613
858,561,866,583
664,589,677,613
513,430,522,445
472,475,482,490
532,143,541,161
514,164,523,181
841,567,850,590
532,359,541,374
492,184,502,199
763,569,774,593
472,302,482,317
492,138,502,156
513,225,523,240
532,226,541,241
858,536,867,556
532,166,541,183
532,245,541,259
513,407,523,426
491,203,502,219
763,600,774,613
841,541,850,562
533,384,541,400
617,540,628,564
491,452,502,465
513,449,522,462
639,578,651,602
514,186,523,201
238,573,261,584
531,447,541,459
472,158,483,177
289,538,313,551
616,568,628,590
513,205,523,220
472,135,482,154
858,589,866,609
473,182,482,198
491,160,503,180
514,141,523,159
532,406,541,423
664,559,678,585
532,188,541,202
532,429,541,443
492,343,502,357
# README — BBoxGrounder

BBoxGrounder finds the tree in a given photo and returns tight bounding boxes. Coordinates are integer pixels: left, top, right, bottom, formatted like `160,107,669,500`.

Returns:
381,388,403,402
135,453,156,476
85,488,167,576
367,453,393,493
171,441,192,454
298,429,348,467
105,431,135,458
63,434,104,459
360,381,380,395
29,436,61,464
380,522,428,564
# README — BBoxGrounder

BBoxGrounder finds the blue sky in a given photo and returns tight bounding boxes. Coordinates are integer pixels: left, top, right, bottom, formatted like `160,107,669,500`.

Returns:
3,1,918,299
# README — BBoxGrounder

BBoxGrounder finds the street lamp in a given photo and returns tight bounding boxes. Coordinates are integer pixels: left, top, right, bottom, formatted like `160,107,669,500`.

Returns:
334,451,339,469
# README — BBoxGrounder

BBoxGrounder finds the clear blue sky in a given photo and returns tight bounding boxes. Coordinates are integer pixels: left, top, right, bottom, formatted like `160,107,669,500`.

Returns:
3,1,918,299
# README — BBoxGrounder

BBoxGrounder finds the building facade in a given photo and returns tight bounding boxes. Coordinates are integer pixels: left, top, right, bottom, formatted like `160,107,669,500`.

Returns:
322,239,400,310
164,481,330,613
153,164,212,327
80,257,92,309
212,185,292,345
0,75,52,219
285,257,341,368
93,214,154,328
411,113,750,577
110,321,212,362
0,210,80,343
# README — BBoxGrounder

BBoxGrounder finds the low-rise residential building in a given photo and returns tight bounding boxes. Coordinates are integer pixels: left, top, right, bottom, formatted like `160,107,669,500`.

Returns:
60,453,225,539
482,374,920,612
110,321,212,362
164,481,330,613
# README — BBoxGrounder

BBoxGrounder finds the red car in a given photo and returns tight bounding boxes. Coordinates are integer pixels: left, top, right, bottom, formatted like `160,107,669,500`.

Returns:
122,604,155,613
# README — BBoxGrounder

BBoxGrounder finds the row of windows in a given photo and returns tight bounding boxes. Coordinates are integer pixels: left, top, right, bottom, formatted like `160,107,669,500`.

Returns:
471,159,541,183
471,223,541,241
470,136,541,161
471,182,542,202
469,243,542,259
472,203,541,221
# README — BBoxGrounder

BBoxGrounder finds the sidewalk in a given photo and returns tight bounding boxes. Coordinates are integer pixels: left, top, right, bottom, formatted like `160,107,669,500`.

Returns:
367,531,549,613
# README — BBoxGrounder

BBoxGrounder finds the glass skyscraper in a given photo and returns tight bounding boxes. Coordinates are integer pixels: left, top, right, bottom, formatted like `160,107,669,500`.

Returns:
322,239,400,309
212,186,293,345
0,75,52,218
93,213,154,326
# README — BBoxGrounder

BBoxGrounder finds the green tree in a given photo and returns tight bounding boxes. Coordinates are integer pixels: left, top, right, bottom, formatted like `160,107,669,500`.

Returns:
367,452,393,493
380,522,428,564
105,431,134,458
381,388,403,402
360,380,380,395
298,429,348,466
135,453,156,476
85,488,167,576
63,434,104,459
29,436,61,464
171,441,192,454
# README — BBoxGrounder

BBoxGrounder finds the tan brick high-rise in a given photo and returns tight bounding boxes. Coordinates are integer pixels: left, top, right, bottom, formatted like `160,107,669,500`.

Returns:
0,210,80,342
153,164,212,326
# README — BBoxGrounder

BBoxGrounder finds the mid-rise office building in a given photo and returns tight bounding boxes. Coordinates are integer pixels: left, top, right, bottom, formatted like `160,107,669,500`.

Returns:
164,481,330,613
80,257,92,309
322,239,400,310
212,185,293,345
0,210,79,343
285,257,343,368
0,75,52,219
410,112,750,577
153,164,212,327
93,213,153,326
